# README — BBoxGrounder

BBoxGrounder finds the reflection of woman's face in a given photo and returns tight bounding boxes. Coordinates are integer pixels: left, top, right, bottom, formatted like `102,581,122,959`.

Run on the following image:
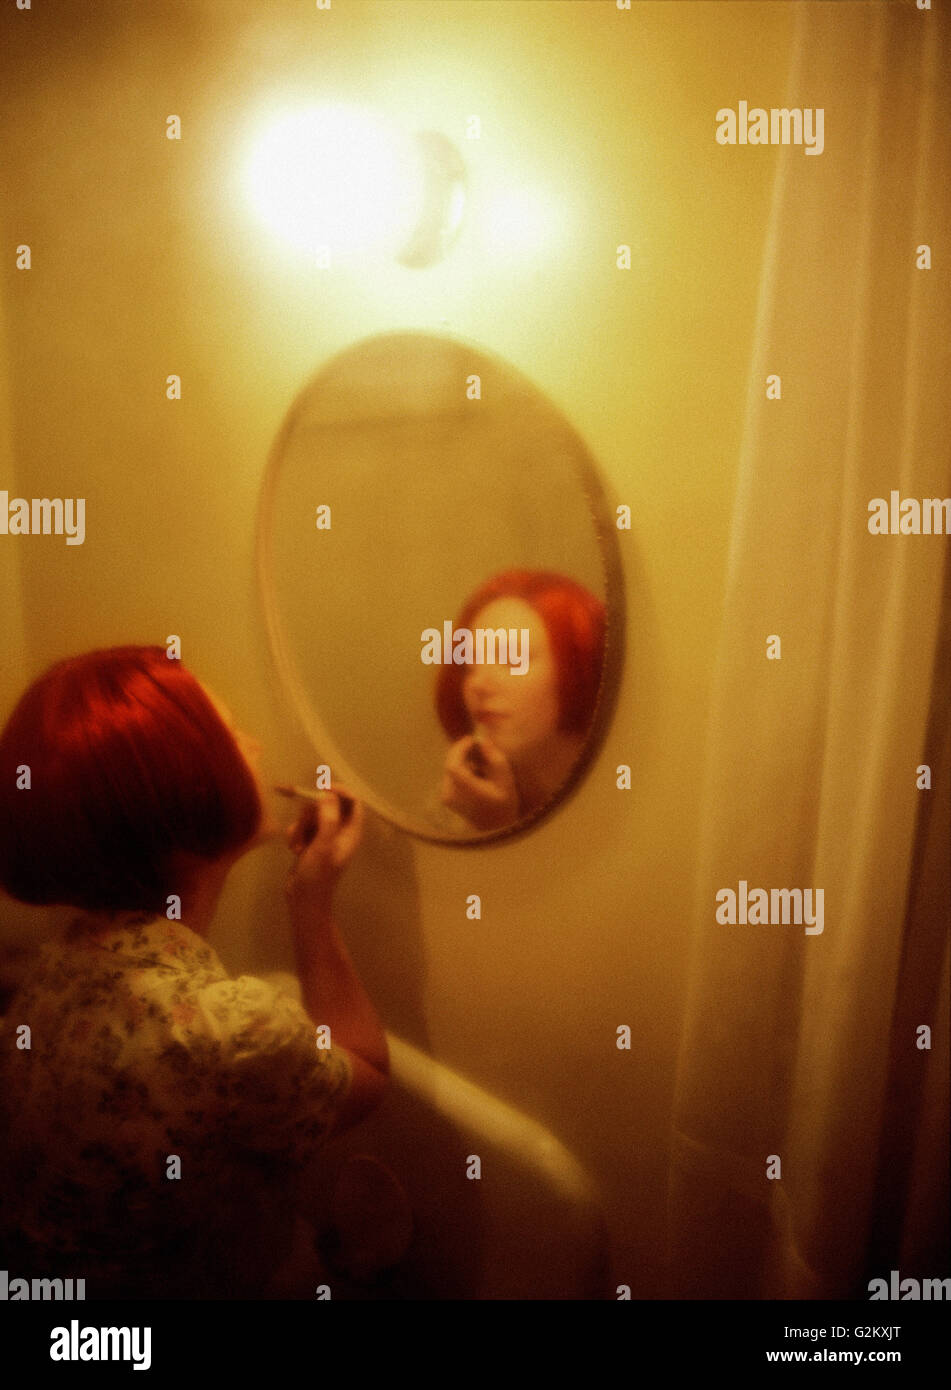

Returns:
462,598,561,762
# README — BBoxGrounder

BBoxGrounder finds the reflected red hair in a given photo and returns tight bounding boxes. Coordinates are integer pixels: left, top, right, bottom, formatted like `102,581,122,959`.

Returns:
0,646,261,913
434,569,606,741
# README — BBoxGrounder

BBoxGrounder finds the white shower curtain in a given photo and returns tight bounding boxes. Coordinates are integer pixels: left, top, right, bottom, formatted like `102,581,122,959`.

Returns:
668,1,950,1299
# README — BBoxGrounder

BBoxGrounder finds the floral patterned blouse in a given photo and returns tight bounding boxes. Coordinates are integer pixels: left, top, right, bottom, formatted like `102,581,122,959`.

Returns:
0,914,351,1297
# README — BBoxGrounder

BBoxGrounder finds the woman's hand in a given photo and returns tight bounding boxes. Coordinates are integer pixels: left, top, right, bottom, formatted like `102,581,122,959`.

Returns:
441,736,520,831
285,790,363,922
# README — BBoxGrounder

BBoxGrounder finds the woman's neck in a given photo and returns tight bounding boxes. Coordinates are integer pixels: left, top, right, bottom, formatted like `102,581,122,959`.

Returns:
176,857,232,937
74,856,234,938
512,732,585,815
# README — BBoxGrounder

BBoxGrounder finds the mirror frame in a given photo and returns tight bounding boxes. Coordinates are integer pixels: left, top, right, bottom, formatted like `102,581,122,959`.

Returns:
256,330,626,846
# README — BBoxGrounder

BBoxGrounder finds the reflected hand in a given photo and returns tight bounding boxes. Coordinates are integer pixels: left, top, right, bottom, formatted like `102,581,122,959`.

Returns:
441,735,520,831
285,789,364,920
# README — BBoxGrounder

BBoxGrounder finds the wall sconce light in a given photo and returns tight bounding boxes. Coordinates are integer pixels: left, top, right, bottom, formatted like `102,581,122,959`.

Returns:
243,105,466,269
396,130,467,269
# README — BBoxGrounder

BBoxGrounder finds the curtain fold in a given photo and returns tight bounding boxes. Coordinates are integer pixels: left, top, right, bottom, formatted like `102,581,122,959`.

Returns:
667,1,950,1299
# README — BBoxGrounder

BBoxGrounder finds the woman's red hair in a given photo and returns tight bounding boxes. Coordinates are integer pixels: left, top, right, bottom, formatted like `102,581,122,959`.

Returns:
434,569,606,741
0,646,261,913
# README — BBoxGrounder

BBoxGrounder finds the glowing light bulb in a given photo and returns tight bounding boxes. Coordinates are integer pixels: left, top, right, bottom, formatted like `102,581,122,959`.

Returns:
243,105,424,260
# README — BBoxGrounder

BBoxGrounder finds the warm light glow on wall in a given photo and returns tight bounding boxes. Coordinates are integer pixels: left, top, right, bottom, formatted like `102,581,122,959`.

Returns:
242,105,425,260
481,184,559,260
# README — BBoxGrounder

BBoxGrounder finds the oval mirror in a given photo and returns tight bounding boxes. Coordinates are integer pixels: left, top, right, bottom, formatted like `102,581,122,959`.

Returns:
257,332,624,843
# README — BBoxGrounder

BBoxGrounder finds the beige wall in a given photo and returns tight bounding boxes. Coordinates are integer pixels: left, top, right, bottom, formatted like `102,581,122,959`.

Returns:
0,0,795,1292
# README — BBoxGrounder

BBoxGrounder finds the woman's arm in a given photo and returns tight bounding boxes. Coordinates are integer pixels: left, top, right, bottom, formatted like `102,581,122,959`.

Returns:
285,793,389,1131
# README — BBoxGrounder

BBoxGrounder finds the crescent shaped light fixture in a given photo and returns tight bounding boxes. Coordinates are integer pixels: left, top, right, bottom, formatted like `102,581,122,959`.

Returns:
396,130,467,269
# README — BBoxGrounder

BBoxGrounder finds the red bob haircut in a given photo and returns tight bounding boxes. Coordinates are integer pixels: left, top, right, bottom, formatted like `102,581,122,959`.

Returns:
0,646,261,914
434,569,606,742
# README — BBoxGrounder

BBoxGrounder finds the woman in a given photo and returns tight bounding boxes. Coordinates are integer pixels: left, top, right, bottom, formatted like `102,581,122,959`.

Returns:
436,569,606,831
0,645,388,1299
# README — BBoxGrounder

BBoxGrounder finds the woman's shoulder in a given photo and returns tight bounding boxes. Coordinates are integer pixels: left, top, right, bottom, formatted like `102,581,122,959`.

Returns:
0,917,229,1058
18,916,217,992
